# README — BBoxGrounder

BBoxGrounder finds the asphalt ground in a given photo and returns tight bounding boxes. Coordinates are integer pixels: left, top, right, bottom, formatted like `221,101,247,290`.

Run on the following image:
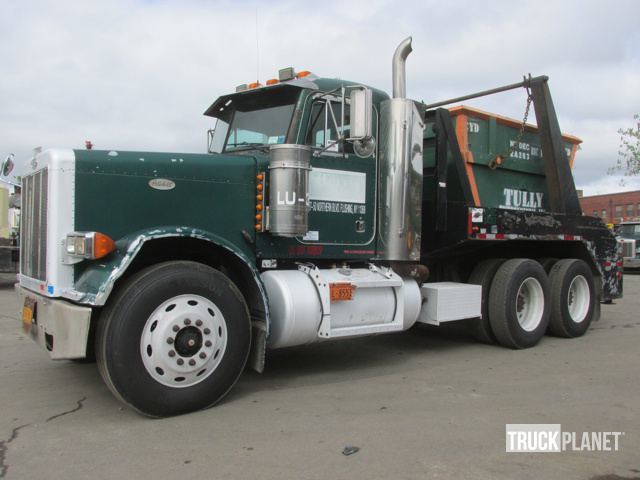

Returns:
1,273,638,480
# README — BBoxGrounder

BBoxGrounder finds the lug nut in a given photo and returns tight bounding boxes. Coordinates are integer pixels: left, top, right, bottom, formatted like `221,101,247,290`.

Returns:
172,325,180,332
199,352,206,359
205,340,212,347
184,318,191,325
203,328,211,335
166,337,174,344
177,358,184,365
195,319,203,327
168,350,176,357
189,359,196,366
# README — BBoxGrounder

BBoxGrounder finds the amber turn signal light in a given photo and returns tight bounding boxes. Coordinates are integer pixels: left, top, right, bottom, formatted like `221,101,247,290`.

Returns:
93,232,116,259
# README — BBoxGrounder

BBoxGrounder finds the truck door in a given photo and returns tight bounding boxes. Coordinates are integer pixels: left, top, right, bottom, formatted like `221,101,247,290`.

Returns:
300,94,377,251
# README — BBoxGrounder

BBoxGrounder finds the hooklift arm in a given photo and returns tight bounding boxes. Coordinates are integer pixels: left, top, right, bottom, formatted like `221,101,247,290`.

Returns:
424,75,582,215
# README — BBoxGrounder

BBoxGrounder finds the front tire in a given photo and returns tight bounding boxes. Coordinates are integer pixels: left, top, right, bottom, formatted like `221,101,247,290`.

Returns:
548,259,596,338
488,259,550,349
96,261,251,417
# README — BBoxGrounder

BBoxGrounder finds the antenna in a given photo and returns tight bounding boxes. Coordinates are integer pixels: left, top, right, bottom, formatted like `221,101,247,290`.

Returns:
255,7,260,83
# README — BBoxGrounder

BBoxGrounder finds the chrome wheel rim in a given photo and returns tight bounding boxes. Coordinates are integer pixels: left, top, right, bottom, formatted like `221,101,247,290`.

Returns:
567,275,590,323
515,277,544,332
140,294,227,388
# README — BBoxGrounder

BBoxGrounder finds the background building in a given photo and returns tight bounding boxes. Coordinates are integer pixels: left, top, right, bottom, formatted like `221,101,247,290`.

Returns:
579,190,640,224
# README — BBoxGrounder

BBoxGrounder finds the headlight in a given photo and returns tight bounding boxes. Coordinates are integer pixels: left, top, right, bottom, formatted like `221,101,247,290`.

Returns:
65,232,115,260
66,236,87,255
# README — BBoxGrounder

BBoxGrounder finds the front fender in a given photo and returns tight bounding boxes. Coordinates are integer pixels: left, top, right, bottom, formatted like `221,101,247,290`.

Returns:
62,227,268,327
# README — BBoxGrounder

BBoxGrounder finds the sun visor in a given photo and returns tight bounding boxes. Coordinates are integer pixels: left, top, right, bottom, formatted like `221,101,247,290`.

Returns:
204,79,319,120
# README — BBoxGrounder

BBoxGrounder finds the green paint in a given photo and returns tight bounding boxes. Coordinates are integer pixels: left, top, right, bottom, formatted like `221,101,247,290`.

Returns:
73,149,257,261
423,112,578,212
256,82,386,259
68,78,579,301
71,78,390,284
72,226,259,306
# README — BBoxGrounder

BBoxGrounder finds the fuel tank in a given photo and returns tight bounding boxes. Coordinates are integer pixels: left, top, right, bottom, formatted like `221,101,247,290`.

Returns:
262,266,421,349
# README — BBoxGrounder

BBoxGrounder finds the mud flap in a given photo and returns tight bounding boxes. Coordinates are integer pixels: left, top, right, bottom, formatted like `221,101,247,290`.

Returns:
248,323,266,373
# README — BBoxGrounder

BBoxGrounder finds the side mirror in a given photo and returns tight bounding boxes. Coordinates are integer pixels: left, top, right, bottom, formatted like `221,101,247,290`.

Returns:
207,119,229,154
349,88,373,140
2,154,15,177
207,128,216,153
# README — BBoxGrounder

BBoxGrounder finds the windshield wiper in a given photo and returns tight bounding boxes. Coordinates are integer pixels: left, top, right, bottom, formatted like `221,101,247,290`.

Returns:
225,142,271,153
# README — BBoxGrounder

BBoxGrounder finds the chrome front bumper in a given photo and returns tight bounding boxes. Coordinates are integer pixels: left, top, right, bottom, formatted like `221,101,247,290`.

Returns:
16,284,92,359
623,257,640,269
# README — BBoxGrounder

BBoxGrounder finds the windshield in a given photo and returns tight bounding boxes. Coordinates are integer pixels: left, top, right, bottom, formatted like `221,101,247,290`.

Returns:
619,224,640,239
207,88,299,154
225,103,294,151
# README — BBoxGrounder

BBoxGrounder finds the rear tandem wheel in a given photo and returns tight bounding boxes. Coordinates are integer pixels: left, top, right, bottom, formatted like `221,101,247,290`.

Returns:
488,259,550,349
547,259,597,338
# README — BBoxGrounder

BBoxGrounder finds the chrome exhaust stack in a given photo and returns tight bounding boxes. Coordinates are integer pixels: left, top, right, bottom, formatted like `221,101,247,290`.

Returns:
378,37,424,262
392,36,413,99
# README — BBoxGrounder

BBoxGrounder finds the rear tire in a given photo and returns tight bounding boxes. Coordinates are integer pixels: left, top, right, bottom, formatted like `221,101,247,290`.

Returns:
548,259,596,337
538,257,558,274
488,259,550,349
467,258,506,344
96,261,251,417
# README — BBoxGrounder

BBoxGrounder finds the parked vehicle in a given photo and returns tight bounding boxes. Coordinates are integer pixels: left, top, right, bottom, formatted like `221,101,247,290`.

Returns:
619,221,640,270
0,155,20,274
16,38,622,417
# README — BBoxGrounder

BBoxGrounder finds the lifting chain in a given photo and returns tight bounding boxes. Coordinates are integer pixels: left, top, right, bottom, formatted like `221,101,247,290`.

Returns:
488,75,533,170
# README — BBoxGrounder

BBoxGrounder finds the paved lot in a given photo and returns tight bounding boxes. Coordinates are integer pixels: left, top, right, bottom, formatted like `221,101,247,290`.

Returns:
1,273,639,480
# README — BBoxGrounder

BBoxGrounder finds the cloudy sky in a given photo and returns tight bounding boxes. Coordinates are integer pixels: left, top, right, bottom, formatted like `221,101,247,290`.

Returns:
1,0,638,195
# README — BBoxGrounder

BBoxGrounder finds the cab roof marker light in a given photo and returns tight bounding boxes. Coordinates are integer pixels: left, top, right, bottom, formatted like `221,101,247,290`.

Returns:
247,82,262,89
266,78,279,86
296,70,312,78
278,67,295,81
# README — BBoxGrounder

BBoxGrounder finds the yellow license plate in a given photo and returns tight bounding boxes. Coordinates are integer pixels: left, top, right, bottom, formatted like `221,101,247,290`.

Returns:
22,297,36,333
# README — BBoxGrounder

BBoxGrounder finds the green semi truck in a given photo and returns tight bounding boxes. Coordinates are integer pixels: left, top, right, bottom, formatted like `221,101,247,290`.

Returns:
17,38,622,417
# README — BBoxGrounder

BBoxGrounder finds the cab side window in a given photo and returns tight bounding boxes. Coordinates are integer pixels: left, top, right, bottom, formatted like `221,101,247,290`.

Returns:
305,99,353,155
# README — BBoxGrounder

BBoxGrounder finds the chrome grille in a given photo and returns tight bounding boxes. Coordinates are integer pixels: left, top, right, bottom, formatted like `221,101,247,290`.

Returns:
622,239,636,258
20,168,48,280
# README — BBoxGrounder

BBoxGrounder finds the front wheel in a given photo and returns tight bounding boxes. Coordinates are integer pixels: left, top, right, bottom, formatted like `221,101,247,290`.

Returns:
96,261,251,417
